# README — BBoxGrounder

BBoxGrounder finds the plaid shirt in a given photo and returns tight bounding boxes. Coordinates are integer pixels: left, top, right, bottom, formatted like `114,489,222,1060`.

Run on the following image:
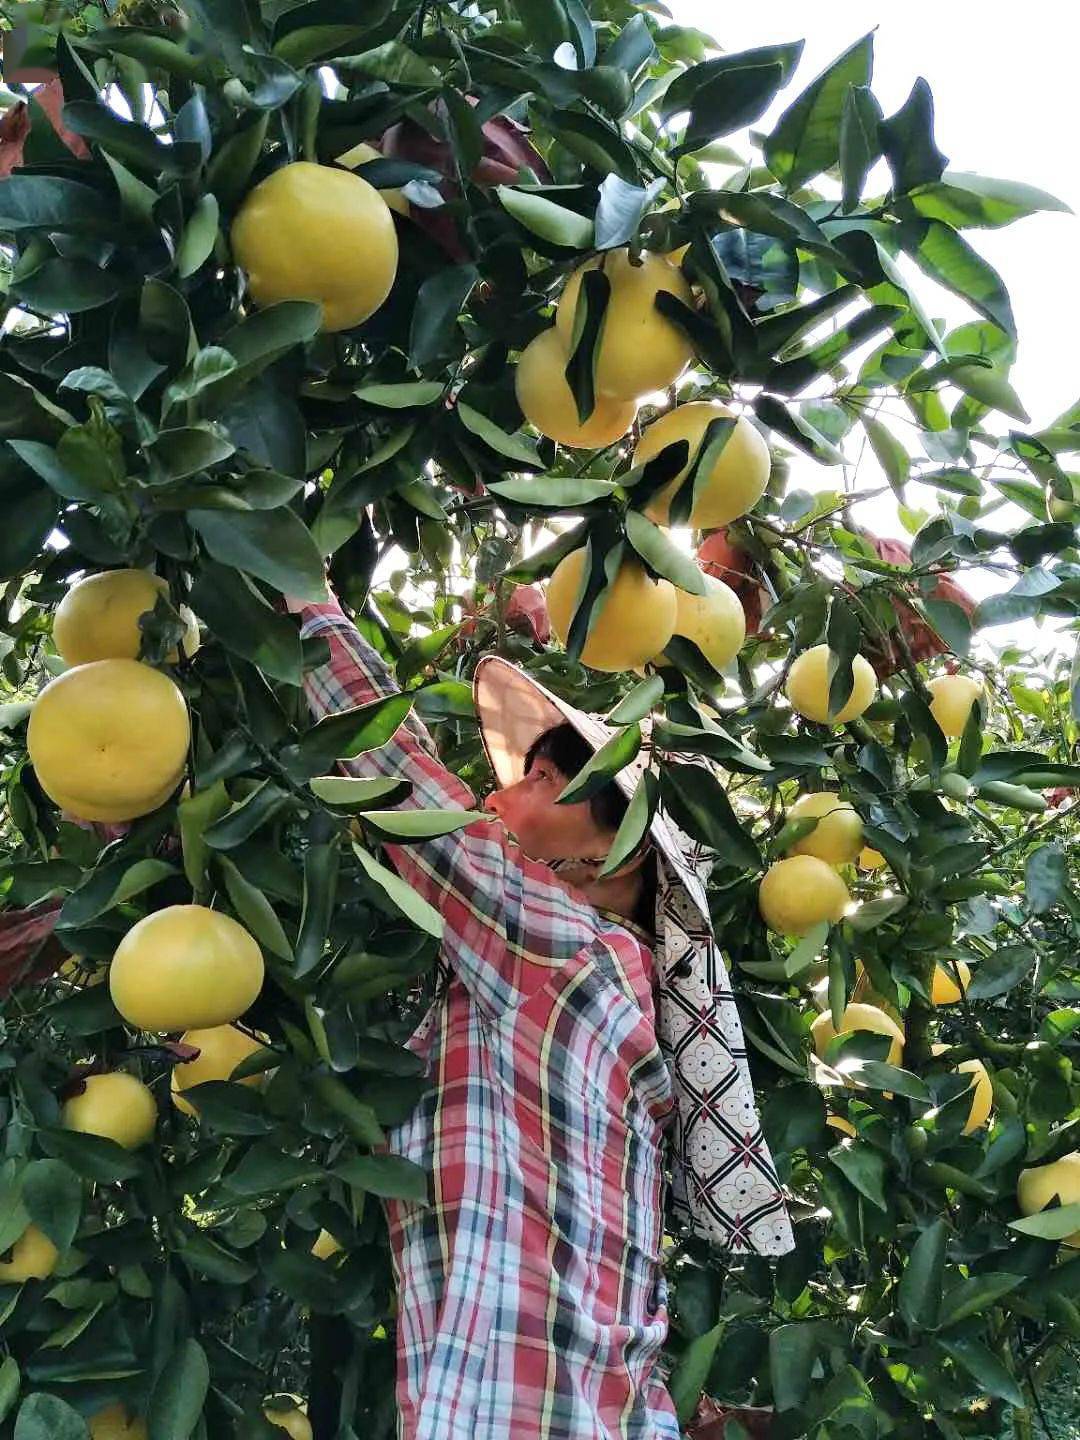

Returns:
300,600,684,1440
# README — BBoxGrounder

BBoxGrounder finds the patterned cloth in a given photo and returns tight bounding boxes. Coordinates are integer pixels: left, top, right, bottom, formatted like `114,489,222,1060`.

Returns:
298,599,791,1440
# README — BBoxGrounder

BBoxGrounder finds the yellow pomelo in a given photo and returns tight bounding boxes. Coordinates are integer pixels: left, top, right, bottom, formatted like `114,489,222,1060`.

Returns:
28,659,190,822
858,846,886,871
547,549,677,673
931,1044,992,1133
1017,1152,1080,1248
53,570,199,667
788,792,863,866
555,249,693,400
62,1072,157,1149
931,959,971,1005
758,855,851,936
89,1404,148,1439
264,1401,313,1440
231,161,398,332
785,645,877,726
811,1002,905,1067
928,675,983,737
661,572,745,672
110,905,264,1033
311,1228,344,1261
334,140,409,215
171,1025,267,1116
636,402,771,528
0,1223,59,1282
515,328,636,448
826,1114,857,1138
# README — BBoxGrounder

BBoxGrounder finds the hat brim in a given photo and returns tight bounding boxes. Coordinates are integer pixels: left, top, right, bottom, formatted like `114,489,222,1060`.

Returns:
472,655,712,928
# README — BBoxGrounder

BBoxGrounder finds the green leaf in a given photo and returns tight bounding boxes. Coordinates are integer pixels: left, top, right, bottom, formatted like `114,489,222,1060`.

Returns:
0,469,58,580
496,186,594,249
939,1272,1023,1328
178,781,230,895
598,771,659,879
863,415,909,492
147,1338,209,1440
828,1142,888,1211
294,841,341,977
908,171,1071,229
922,597,972,655
273,23,371,68
21,1160,81,1254
353,844,443,939
13,1394,88,1440
1025,844,1066,914
899,218,1015,337
879,77,947,195
661,41,803,117
189,561,303,685
754,395,845,465
670,1323,725,1426
0,174,117,234
11,259,121,315
0,1357,17,1425
826,594,861,718
624,511,708,594
408,263,479,369
764,32,874,189
46,985,122,1038
768,1322,823,1413
1008,1202,1080,1241
225,1144,324,1197
608,675,664,725
161,346,237,414
486,474,618,508
354,382,444,408
58,858,176,930
189,506,327,600
557,724,641,805
63,99,199,177
949,362,1029,421
355,809,484,841
564,266,610,426
282,693,413,779
176,193,220,281
151,424,235,480
964,944,1033,999
203,782,291,851
37,1128,143,1184
8,439,106,503
937,1337,1024,1408
456,401,542,468
897,1218,947,1329
594,174,665,250
309,776,410,810
659,762,761,869
674,62,787,156
217,855,295,963
839,84,883,213
178,1231,257,1284
206,112,270,209
334,1154,430,1202
336,40,441,87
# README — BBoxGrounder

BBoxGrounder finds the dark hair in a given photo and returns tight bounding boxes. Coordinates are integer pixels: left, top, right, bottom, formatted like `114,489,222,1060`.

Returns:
524,722,628,834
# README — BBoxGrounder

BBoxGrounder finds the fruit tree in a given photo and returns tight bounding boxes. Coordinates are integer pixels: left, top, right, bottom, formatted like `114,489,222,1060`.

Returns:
0,2,1079,1438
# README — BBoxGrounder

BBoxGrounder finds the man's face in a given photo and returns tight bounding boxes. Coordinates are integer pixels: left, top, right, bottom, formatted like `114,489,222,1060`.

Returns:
483,754,613,863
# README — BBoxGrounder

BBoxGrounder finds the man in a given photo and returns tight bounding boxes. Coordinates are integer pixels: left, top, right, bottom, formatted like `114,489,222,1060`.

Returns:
290,587,793,1440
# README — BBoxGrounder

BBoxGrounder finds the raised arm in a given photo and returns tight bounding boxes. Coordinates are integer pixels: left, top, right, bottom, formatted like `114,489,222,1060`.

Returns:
296,597,607,1019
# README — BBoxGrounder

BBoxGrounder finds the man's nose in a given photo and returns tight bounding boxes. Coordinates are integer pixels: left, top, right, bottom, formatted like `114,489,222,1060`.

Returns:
483,789,504,816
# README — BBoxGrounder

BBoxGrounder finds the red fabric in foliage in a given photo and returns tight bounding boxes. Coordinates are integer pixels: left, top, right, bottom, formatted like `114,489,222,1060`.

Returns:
379,102,551,262
862,534,976,679
0,901,63,997
687,1398,774,1439
0,78,90,176
697,529,766,635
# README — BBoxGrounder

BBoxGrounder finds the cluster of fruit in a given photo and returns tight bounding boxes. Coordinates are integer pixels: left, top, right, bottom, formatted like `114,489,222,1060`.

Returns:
517,247,771,676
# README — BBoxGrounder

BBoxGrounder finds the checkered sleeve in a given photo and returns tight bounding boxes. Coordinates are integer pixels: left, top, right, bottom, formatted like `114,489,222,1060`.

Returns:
298,599,600,1019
